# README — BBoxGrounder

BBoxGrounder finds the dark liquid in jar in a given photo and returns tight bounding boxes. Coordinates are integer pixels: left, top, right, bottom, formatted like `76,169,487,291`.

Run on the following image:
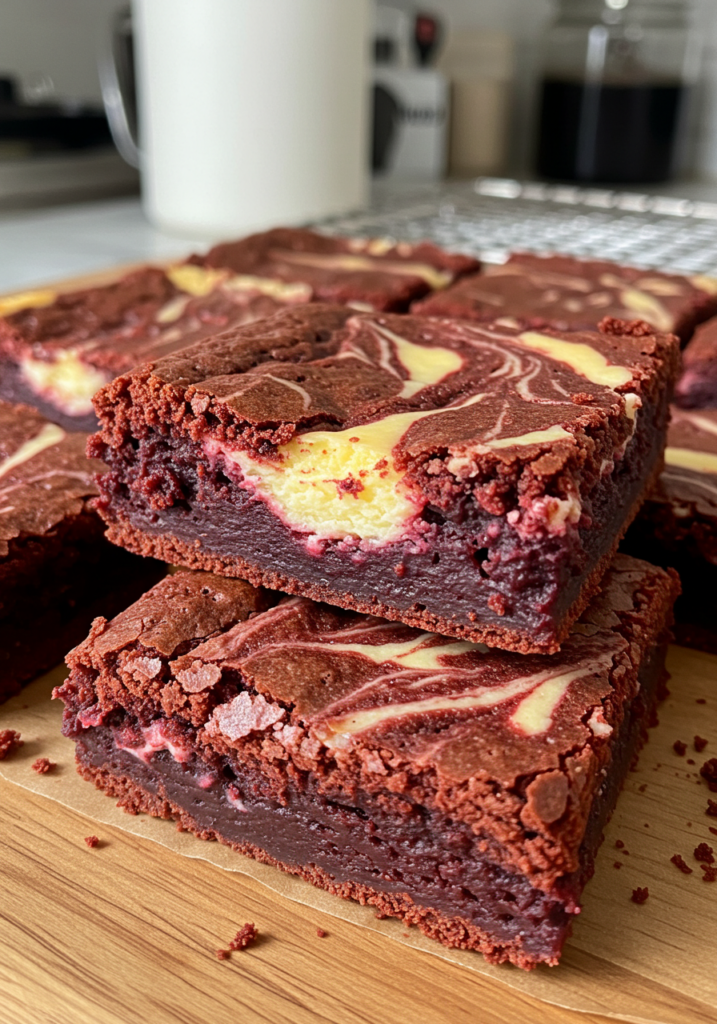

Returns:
536,78,686,184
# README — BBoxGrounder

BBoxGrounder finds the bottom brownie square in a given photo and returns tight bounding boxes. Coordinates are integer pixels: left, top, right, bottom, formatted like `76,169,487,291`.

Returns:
55,556,678,969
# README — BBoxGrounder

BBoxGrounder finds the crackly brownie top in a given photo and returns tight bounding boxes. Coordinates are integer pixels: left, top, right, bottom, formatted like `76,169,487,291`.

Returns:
194,227,480,310
412,253,717,336
61,556,678,882
655,406,717,514
0,402,103,558
93,304,678,547
0,264,313,378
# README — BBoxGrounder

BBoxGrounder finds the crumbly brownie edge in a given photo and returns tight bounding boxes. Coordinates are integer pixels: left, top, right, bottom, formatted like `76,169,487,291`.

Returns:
96,455,661,655
73,750,554,969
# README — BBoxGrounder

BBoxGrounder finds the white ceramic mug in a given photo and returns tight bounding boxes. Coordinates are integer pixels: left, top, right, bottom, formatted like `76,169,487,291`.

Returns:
103,0,371,238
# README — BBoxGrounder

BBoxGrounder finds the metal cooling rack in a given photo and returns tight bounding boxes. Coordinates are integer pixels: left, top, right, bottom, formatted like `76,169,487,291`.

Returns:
319,177,717,275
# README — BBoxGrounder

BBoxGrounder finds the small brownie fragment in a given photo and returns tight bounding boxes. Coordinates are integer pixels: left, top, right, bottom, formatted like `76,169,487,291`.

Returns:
631,887,649,904
701,864,717,882
622,405,717,654
671,854,693,874
708,800,717,817
84,835,100,848
0,402,163,701
701,759,717,792
411,253,717,343
694,843,715,864
56,556,678,969
31,757,54,774
0,729,22,759
215,949,230,961
89,304,679,654
194,227,480,312
695,736,708,753
316,928,328,938
674,741,687,756
229,923,258,951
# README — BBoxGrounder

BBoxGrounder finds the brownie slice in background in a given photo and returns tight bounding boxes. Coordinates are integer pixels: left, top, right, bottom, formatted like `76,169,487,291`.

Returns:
675,316,717,408
412,253,717,344
193,226,480,311
89,304,678,654
0,401,163,701
623,405,717,653
55,556,679,969
0,264,314,432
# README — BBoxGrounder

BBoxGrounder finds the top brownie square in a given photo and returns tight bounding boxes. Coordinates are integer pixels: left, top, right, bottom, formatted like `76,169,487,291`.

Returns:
90,304,679,653
193,227,480,311
412,253,717,344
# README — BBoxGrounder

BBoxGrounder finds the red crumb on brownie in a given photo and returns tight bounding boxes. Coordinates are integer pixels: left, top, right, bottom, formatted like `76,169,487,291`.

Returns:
0,730,22,760
229,923,257,951
694,843,715,863
84,835,100,848
316,928,328,938
671,854,693,874
701,864,717,882
695,736,708,753
700,759,717,791
31,757,54,774
631,887,649,904
673,740,687,756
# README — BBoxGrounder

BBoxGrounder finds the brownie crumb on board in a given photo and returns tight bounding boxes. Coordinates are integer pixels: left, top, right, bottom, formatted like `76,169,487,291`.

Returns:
84,835,100,849
615,840,625,849
671,854,693,874
696,698,707,704
701,864,717,882
673,740,687,756
613,862,623,869
31,757,54,774
230,923,258,952
707,799,717,817
700,759,717,791
631,887,650,904
709,826,717,837
694,843,715,864
0,730,23,760
316,928,328,938
695,736,709,753
215,949,230,961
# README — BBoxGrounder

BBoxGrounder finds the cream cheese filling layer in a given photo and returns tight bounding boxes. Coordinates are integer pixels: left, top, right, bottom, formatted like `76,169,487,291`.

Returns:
20,351,109,416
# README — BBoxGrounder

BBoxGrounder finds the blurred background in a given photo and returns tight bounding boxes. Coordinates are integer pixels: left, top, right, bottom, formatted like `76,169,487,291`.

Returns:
1,0,717,210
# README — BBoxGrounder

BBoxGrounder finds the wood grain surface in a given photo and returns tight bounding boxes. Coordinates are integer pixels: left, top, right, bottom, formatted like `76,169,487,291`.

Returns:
0,777,625,1024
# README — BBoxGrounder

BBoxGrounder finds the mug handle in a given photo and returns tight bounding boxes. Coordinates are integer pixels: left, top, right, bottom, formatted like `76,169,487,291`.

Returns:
98,5,140,168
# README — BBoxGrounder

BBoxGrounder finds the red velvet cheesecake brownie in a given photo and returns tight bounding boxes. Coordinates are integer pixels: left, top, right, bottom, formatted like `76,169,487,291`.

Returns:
675,316,717,408
90,304,678,654
193,227,480,311
0,264,314,432
55,557,679,968
623,406,717,652
0,402,162,701
412,254,717,344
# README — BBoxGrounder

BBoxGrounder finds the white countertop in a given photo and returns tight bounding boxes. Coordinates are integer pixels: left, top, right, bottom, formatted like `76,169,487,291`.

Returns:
0,197,204,292
4,178,717,295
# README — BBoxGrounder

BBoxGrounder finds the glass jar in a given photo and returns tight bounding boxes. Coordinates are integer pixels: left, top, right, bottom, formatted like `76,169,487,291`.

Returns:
535,0,699,184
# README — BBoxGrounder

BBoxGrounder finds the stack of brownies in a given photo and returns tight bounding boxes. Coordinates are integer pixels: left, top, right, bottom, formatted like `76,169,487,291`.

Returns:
6,227,714,968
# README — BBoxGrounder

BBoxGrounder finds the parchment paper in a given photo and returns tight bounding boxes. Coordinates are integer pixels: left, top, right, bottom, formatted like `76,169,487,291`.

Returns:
1,646,715,1024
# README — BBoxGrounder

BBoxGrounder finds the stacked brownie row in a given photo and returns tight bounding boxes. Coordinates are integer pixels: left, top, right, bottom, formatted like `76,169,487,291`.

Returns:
1,229,696,969
625,309,717,651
